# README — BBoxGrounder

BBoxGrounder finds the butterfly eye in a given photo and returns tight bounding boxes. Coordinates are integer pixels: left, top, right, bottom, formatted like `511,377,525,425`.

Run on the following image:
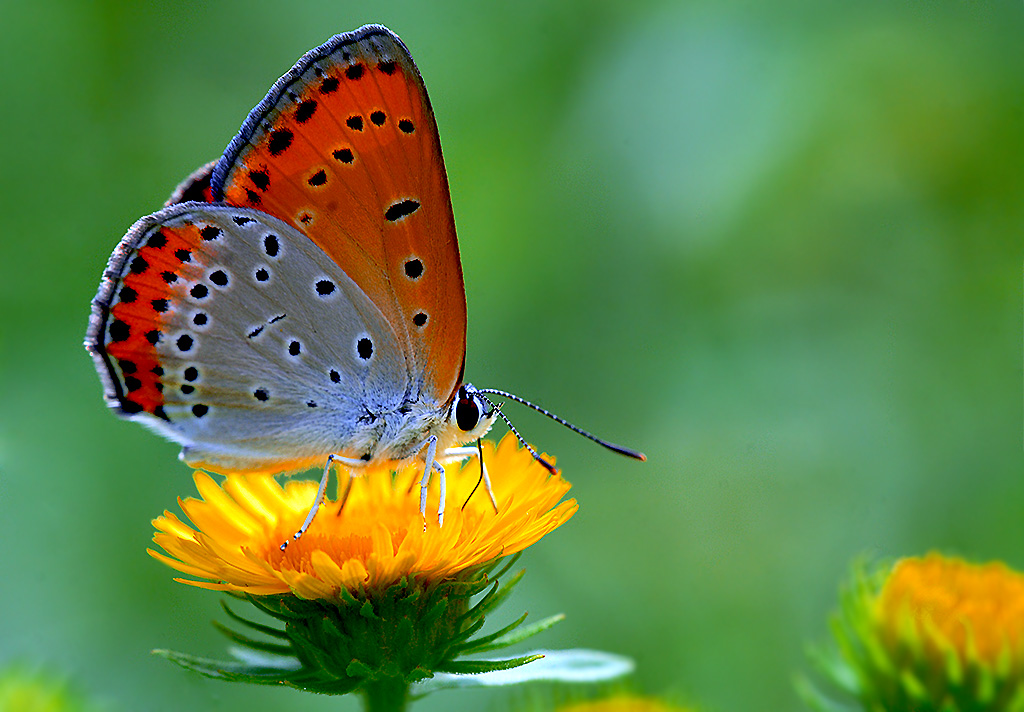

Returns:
455,394,480,432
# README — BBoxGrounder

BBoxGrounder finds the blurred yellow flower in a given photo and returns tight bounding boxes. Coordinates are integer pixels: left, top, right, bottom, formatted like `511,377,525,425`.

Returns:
877,554,1024,668
804,553,1024,712
559,695,697,712
0,667,100,712
150,433,576,599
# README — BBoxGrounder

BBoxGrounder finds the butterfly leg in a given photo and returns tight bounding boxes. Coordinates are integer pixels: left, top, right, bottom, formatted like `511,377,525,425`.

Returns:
444,445,498,513
444,446,499,512
281,454,361,550
435,461,446,527
419,432,444,524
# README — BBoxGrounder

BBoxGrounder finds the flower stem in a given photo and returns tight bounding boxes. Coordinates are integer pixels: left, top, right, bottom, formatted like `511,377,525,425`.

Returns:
361,677,409,712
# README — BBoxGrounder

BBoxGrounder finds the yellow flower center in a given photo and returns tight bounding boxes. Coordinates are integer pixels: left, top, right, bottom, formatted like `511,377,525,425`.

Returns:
875,554,1024,665
151,434,576,600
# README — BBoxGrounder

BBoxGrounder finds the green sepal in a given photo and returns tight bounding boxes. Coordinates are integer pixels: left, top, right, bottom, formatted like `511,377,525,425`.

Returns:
415,649,635,694
220,600,290,639
211,620,295,657
469,569,525,621
153,648,301,685
458,612,530,654
464,613,566,654
436,653,545,674
158,556,571,696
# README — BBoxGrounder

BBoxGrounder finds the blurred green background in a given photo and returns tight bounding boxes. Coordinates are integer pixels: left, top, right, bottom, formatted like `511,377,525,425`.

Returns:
2,1,1022,710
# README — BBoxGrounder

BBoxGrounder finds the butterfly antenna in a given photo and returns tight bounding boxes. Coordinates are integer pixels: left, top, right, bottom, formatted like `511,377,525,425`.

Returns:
478,388,647,461
477,394,559,474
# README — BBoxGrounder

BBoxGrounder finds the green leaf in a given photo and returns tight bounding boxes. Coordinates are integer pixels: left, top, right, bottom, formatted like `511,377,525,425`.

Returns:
418,649,634,693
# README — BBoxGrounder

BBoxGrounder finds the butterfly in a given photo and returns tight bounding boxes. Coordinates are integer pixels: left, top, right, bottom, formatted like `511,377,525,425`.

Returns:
85,25,643,545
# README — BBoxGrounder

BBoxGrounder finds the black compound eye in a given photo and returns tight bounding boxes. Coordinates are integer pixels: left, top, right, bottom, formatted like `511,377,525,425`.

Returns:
455,396,480,432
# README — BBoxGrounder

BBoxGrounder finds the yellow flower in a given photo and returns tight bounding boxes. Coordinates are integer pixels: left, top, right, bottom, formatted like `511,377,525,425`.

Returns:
558,695,697,712
151,433,576,599
150,433,577,696
803,554,1024,712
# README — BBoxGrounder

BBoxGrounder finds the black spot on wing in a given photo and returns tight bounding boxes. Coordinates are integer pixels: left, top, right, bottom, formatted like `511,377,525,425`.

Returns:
386,200,420,222
249,170,270,191
320,76,339,94
109,320,129,342
357,337,373,360
295,100,317,123
404,259,423,279
268,129,293,155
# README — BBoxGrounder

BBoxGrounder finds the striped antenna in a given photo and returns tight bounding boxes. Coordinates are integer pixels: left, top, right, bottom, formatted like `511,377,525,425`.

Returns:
478,388,646,462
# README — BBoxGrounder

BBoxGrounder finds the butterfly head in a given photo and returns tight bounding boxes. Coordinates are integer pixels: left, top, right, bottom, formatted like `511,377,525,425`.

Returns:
449,383,497,444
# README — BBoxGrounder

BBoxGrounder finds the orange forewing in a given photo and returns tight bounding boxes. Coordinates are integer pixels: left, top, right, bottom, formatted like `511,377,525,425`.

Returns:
213,28,466,404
